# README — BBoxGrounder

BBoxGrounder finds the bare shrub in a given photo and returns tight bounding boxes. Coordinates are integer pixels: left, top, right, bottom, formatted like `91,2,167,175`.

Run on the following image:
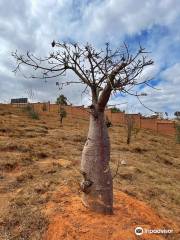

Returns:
125,115,135,145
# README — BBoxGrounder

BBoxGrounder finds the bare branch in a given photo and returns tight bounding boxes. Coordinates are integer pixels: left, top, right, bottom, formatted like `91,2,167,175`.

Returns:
12,41,154,112
137,95,156,113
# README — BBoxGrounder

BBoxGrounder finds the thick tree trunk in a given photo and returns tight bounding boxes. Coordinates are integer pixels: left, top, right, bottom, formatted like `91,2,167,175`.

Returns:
81,111,113,214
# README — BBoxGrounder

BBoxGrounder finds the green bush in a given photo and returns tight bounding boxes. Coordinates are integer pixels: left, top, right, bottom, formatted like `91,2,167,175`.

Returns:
111,107,121,113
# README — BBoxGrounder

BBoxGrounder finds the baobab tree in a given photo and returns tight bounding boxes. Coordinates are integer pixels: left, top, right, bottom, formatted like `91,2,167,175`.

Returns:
12,41,153,214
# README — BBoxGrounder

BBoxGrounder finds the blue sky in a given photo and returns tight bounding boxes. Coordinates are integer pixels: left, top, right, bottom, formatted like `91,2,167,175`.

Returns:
0,0,180,117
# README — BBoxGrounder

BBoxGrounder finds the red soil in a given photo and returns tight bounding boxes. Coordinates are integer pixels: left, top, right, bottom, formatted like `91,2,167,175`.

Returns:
43,186,177,240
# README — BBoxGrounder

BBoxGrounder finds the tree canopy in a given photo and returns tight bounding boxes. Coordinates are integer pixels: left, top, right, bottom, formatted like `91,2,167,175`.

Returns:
12,41,153,112
56,94,68,105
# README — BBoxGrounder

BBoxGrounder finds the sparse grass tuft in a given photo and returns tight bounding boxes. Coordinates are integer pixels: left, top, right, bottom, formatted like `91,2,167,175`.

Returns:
0,143,30,152
29,110,40,120
2,206,48,240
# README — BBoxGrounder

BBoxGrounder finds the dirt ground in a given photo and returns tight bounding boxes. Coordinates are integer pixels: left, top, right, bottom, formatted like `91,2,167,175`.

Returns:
0,105,179,240
43,186,178,240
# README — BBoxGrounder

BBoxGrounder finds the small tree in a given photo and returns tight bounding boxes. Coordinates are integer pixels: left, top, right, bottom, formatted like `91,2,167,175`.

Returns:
59,107,67,124
56,94,68,105
12,41,153,214
111,107,121,113
125,115,134,145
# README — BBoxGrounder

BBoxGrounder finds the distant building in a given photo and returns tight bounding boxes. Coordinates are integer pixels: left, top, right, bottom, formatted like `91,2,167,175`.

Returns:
11,98,28,104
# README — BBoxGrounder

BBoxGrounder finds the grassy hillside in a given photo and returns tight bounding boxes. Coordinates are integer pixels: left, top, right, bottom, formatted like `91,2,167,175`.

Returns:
0,105,179,239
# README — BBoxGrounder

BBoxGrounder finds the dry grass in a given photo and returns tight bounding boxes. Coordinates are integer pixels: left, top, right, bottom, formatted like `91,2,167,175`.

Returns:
0,105,179,239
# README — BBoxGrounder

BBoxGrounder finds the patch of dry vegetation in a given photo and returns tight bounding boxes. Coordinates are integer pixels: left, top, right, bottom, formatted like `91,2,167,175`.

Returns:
0,105,179,239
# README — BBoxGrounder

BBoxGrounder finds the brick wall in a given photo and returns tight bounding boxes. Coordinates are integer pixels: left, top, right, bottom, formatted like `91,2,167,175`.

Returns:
111,112,125,124
70,106,89,119
9,103,176,136
157,121,176,136
49,104,59,113
140,118,157,131
105,110,125,124
33,103,50,112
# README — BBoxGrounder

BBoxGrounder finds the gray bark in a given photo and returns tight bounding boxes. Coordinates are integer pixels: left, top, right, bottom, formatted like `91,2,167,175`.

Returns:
81,111,113,214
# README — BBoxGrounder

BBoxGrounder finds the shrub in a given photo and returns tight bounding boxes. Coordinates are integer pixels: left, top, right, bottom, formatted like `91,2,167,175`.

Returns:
126,116,134,144
29,110,39,120
23,104,39,120
175,124,180,143
133,127,140,138
59,107,67,124
111,107,122,113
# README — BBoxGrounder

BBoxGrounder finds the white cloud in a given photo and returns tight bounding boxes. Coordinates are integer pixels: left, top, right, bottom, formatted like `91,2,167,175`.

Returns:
0,0,179,115
109,63,180,117
161,63,180,84
80,0,180,44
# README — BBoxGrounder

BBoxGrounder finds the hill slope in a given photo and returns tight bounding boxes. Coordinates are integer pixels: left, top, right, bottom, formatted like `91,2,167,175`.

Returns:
0,105,179,239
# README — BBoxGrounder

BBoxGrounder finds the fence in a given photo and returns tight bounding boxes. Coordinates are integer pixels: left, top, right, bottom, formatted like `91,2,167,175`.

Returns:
9,102,176,136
